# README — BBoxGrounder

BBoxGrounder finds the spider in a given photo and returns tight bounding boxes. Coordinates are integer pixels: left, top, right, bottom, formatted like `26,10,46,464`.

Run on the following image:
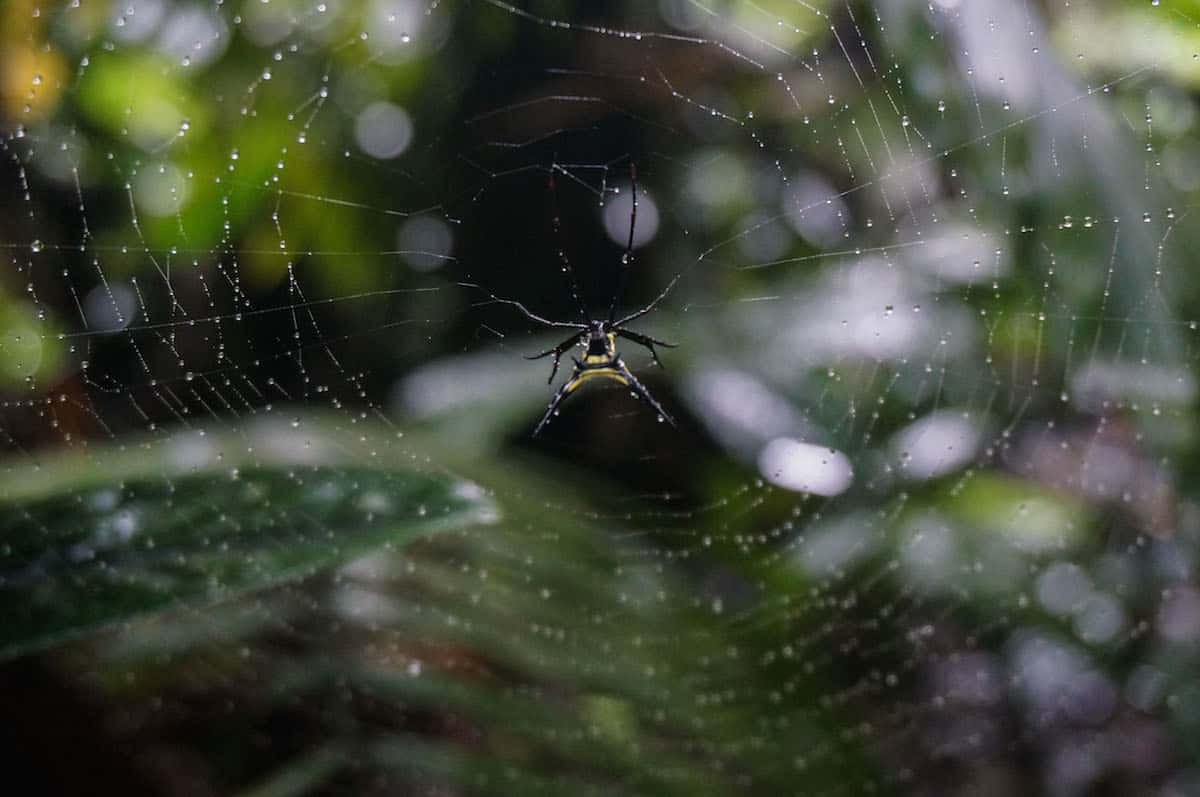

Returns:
467,163,679,437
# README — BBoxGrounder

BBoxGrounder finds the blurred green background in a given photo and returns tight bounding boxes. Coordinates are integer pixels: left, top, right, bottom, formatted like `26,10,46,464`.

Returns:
3,0,1200,794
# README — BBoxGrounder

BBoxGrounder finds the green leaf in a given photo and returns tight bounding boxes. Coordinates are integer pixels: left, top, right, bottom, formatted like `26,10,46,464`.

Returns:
0,457,495,661
232,744,347,797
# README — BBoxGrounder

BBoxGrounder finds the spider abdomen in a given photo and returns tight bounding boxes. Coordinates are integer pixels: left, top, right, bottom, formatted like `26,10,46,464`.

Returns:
568,364,629,390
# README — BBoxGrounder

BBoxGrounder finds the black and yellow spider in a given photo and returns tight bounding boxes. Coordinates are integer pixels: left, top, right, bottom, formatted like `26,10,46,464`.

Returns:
467,163,679,436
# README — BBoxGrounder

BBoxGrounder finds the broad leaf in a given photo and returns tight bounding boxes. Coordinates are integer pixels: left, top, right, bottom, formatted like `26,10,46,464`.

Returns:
0,460,495,660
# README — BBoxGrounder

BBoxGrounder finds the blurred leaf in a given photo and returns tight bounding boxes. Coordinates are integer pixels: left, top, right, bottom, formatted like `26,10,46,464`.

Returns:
0,297,64,388
14,416,873,795
233,744,346,797
0,447,496,661
75,51,206,149
943,471,1090,552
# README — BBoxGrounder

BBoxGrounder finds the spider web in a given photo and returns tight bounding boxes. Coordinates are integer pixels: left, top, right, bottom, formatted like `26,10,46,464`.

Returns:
3,0,1200,794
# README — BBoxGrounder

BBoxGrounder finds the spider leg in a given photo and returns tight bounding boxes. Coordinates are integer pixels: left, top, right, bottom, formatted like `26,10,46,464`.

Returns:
615,329,678,369
613,274,681,327
524,331,585,384
533,363,583,437
458,282,587,330
615,358,676,427
607,162,638,323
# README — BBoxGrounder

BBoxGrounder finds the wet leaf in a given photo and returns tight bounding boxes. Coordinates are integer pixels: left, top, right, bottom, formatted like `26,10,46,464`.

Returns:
0,462,495,660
